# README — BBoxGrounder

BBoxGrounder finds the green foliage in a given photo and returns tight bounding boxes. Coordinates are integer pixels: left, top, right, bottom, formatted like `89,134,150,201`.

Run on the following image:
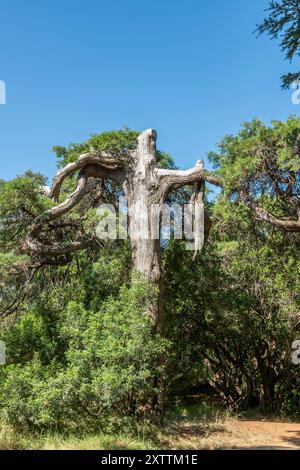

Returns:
257,0,300,88
53,128,175,171
156,151,176,169
164,197,300,413
209,116,300,224
53,128,140,167
210,116,300,184
0,172,51,251
0,270,169,431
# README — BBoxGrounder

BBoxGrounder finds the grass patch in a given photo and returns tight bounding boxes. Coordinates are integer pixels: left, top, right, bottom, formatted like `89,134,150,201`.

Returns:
0,402,226,450
1,403,298,450
0,423,158,450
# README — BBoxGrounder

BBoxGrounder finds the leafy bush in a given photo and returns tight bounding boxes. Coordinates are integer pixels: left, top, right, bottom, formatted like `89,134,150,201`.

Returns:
0,275,169,431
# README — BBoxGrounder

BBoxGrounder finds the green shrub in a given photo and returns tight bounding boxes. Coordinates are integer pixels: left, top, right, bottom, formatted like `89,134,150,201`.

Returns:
0,277,169,431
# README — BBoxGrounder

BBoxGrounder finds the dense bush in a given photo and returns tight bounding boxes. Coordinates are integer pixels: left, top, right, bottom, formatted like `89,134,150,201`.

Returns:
164,199,300,413
0,266,168,431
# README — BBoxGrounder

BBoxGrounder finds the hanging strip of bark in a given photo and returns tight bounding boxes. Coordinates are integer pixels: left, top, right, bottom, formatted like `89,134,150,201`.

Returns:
190,180,205,260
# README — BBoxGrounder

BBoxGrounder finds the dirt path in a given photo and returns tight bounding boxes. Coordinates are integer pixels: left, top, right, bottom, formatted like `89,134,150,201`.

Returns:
161,419,300,450
230,420,300,450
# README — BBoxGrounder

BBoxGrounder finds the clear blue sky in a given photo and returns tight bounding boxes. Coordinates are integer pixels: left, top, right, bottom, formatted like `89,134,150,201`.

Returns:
0,0,298,182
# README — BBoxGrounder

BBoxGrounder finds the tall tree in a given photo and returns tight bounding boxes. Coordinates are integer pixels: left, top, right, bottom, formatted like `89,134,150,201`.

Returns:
23,129,218,329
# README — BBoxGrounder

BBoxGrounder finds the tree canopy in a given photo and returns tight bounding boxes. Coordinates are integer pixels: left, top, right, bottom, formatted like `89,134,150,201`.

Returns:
209,116,300,232
257,0,300,88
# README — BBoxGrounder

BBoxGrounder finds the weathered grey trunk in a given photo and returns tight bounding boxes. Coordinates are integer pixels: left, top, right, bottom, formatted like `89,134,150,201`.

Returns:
121,129,165,419
123,130,164,328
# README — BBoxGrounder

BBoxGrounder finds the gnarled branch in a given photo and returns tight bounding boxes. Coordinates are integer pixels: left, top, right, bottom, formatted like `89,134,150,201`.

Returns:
24,159,127,257
24,169,91,256
50,152,126,201
156,160,222,193
242,195,300,232
153,160,222,205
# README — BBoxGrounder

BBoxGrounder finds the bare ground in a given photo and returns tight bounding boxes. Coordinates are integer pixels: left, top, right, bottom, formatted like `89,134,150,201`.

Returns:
160,419,300,450
1,418,300,450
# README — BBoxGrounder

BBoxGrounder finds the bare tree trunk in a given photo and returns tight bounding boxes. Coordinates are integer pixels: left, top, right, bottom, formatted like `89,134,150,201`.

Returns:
123,129,164,327
122,130,166,420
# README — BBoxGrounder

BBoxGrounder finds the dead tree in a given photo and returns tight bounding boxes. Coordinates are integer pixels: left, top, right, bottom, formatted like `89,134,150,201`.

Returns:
24,129,220,327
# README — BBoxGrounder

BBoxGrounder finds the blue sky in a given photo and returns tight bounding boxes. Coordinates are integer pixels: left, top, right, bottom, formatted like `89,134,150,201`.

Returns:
0,0,298,182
